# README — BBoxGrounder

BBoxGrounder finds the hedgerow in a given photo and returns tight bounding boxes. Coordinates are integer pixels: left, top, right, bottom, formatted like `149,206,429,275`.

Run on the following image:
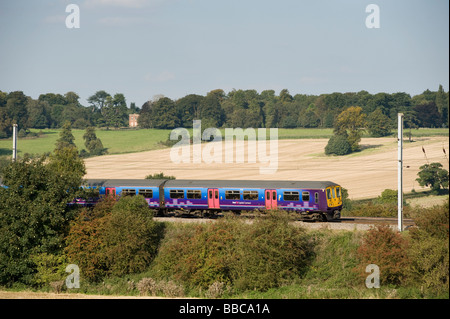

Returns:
149,211,313,292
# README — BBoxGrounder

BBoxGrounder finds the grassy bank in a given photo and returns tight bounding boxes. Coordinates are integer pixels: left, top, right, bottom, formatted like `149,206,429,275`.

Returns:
4,199,446,299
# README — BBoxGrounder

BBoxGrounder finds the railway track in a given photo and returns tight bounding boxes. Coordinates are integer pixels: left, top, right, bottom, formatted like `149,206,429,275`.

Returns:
153,214,415,230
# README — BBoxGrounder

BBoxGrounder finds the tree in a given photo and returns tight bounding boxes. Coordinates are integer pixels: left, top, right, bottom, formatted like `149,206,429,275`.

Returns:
334,106,366,152
83,127,107,156
0,151,85,286
138,100,153,128
435,84,449,127
101,94,128,129
413,102,442,128
26,99,49,129
325,133,352,156
150,97,179,129
6,91,29,130
87,90,110,112
175,94,204,127
416,162,449,193
55,121,76,151
366,108,391,137
198,90,225,128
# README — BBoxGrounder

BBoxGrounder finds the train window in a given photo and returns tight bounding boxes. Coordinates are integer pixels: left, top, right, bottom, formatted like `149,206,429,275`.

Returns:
284,191,299,201
209,190,212,199
243,191,258,200
225,190,241,200
315,192,319,203
332,188,336,198
215,190,218,199
326,189,331,200
187,189,202,199
139,189,153,198
273,191,276,201
122,189,136,197
302,191,310,202
336,187,341,198
170,189,184,199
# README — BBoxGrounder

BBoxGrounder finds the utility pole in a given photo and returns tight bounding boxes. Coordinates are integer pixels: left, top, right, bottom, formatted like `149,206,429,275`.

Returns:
12,124,18,162
398,113,403,232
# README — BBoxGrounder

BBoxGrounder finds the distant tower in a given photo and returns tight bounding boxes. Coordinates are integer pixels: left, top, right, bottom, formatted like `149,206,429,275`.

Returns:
129,114,140,128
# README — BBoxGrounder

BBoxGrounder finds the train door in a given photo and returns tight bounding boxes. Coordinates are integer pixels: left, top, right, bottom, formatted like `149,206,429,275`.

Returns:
208,189,220,209
105,187,116,198
265,190,277,209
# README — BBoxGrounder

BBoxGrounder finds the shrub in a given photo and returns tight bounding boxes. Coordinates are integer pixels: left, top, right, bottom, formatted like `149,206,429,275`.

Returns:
205,281,229,299
410,199,449,239
377,189,397,204
136,277,184,297
65,196,163,281
31,252,68,288
408,230,449,294
231,211,312,291
145,172,176,180
102,196,162,277
151,212,312,293
325,134,352,156
151,221,238,290
355,224,409,286
137,277,158,296
304,231,361,288
64,201,112,282
408,200,449,294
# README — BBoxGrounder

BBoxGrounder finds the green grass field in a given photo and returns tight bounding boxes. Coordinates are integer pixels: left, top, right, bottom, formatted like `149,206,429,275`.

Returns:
0,127,448,159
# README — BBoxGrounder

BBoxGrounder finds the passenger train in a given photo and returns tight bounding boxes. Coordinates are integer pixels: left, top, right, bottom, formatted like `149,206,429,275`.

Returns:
74,179,343,221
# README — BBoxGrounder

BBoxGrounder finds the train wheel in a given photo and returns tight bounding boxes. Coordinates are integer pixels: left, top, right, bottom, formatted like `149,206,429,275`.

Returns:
333,210,341,220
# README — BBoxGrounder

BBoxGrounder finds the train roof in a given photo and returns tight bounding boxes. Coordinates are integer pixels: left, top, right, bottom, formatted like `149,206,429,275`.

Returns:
84,179,167,187
84,179,339,190
164,180,338,190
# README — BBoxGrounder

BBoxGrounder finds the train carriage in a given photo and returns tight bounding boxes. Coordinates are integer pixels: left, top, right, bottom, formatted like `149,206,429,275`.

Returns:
71,179,343,221
82,179,166,209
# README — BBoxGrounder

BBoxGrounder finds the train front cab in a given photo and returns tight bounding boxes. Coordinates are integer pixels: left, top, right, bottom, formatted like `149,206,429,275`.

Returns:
325,185,342,220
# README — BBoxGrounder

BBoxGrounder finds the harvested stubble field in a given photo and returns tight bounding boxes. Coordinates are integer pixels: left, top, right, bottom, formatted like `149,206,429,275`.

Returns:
84,136,449,200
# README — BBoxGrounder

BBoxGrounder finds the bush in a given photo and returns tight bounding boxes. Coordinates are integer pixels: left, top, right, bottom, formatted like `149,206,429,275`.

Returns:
304,231,361,288
150,212,312,293
151,220,238,290
31,252,68,288
136,277,184,297
408,231,449,294
64,199,114,282
410,199,449,239
408,200,449,294
65,196,163,281
355,224,409,286
137,277,158,296
102,196,162,277
231,211,312,291
325,134,352,156
377,189,397,204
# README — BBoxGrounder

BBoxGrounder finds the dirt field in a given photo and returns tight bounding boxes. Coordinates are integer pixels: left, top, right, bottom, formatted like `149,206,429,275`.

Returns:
84,136,449,200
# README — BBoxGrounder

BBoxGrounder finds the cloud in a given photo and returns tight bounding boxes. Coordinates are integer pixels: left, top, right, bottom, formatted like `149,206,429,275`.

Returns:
144,71,176,82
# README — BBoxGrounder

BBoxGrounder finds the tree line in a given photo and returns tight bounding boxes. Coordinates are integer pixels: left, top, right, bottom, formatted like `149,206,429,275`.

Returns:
1,85,448,139
0,90,139,139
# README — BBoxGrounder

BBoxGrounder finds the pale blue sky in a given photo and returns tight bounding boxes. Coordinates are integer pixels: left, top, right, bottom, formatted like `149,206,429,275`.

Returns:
0,0,448,107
